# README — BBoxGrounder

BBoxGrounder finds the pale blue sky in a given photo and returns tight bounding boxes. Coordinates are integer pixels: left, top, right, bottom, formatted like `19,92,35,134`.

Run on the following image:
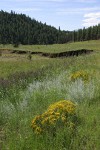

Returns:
0,0,100,31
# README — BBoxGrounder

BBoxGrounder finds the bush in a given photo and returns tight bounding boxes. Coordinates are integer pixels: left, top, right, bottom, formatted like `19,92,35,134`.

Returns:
0,50,2,56
27,53,32,60
31,100,77,135
70,70,89,82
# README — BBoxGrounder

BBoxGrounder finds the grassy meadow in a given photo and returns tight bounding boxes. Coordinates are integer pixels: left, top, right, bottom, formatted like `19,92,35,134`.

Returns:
0,40,100,53
0,40,100,150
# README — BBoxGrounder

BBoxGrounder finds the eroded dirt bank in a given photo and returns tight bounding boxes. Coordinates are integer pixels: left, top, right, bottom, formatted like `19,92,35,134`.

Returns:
0,49,93,58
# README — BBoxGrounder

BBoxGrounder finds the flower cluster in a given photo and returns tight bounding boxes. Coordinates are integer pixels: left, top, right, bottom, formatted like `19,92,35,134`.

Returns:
70,70,89,82
31,100,76,135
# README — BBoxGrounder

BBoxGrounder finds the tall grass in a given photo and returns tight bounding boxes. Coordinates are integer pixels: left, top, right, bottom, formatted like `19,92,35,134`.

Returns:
1,69,100,149
0,42,100,150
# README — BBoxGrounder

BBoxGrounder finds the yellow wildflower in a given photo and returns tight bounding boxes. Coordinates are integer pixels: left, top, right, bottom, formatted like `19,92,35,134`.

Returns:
31,100,76,135
70,70,89,82
35,127,42,134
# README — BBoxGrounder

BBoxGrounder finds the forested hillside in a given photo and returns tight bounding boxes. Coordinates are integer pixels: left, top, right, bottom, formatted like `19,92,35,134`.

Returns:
0,10,100,45
0,10,67,45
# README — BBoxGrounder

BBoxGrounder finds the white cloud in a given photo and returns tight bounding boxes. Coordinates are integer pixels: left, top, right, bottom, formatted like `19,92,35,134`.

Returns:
14,8,42,12
14,0,65,2
84,12,100,18
82,12,100,27
46,0,65,1
75,0,96,3
5,0,96,2
57,7,100,15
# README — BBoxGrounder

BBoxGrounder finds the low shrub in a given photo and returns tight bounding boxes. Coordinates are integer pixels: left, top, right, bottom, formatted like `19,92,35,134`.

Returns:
70,70,89,82
31,100,77,136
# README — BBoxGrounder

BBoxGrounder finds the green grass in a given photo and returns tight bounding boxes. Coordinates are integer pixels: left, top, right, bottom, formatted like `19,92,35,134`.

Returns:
0,54,50,78
0,40,100,150
0,40,100,78
0,40,100,53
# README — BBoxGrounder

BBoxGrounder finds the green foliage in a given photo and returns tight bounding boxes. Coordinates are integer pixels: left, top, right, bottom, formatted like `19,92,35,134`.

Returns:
31,100,77,135
0,10,100,45
13,42,19,48
0,50,2,56
0,41,100,149
27,53,32,61
0,10,66,45
70,70,89,82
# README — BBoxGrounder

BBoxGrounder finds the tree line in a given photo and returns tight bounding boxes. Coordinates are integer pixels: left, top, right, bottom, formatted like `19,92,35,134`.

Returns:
68,25,100,42
0,10,100,46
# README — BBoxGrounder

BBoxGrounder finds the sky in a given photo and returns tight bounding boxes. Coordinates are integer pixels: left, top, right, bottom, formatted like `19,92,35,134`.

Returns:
0,0,100,31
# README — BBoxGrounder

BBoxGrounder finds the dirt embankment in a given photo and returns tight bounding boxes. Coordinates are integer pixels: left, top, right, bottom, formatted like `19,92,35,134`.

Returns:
0,49,93,58
41,49,93,58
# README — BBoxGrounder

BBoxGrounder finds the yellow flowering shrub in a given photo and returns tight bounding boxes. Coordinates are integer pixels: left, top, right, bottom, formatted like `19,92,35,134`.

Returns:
70,70,89,82
31,100,76,135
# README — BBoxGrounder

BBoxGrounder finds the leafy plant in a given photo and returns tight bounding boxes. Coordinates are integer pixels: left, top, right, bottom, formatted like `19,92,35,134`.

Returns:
31,100,77,135
70,70,89,82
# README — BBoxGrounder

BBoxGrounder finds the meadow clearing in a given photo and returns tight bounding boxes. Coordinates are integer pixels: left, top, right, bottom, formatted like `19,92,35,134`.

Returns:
0,40,100,53
0,40,100,150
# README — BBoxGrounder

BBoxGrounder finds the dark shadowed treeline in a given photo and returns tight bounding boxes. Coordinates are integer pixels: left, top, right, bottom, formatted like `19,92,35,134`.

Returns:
69,25,100,42
0,10,67,45
0,10,100,45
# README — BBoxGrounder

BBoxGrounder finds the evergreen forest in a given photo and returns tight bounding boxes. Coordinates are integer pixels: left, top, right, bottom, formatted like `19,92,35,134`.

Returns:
0,10,100,45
